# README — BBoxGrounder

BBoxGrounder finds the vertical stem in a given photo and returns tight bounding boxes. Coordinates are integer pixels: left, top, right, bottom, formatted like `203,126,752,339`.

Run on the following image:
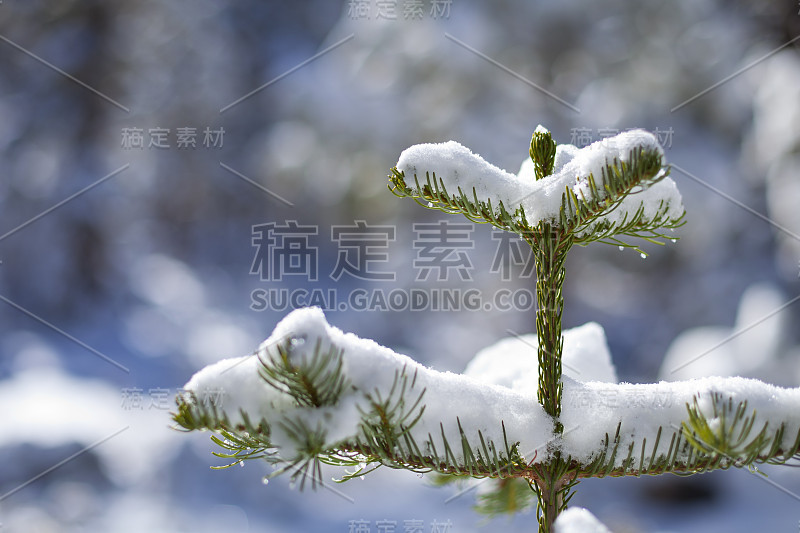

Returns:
532,457,578,533
535,472,565,533
531,222,573,532
534,223,572,423
529,127,576,532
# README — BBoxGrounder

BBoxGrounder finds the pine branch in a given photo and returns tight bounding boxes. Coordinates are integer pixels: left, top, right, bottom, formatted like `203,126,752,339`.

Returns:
173,390,543,486
173,310,800,531
258,336,348,408
682,392,800,468
560,146,674,234
574,199,686,256
172,325,551,490
573,423,730,479
530,126,557,181
388,168,535,239
345,419,535,481
560,390,800,480
388,129,685,253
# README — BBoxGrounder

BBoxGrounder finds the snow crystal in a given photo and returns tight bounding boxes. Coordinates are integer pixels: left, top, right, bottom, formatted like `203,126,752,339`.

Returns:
395,130,683,235
554,507,612,533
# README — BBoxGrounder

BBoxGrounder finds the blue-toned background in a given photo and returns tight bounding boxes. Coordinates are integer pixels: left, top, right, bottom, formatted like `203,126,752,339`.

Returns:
1,1,799,531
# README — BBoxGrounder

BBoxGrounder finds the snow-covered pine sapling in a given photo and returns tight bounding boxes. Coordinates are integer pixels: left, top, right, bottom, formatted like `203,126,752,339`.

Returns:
173,127,800,533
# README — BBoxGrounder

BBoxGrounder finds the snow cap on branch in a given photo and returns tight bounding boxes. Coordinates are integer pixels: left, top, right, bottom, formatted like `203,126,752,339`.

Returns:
560,375,800,467
184,307,552,462
394,129,684,240
182,309,800,471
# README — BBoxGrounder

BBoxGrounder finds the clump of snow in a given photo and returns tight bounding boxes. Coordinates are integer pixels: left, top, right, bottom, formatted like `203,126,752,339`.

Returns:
554,507,612,533
395,129,683,235
185,307,552,462
560,375,800,466
398,139,536,210
185,308,800,470
464,322,618,388
553,143,580,174
570,130,660,186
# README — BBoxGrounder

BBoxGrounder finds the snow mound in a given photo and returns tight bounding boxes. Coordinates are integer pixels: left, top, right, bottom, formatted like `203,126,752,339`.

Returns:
464,322,618,387
554,507,612,533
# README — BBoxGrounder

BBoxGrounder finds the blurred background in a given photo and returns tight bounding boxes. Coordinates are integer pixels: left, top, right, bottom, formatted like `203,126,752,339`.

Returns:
1,1,799,531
